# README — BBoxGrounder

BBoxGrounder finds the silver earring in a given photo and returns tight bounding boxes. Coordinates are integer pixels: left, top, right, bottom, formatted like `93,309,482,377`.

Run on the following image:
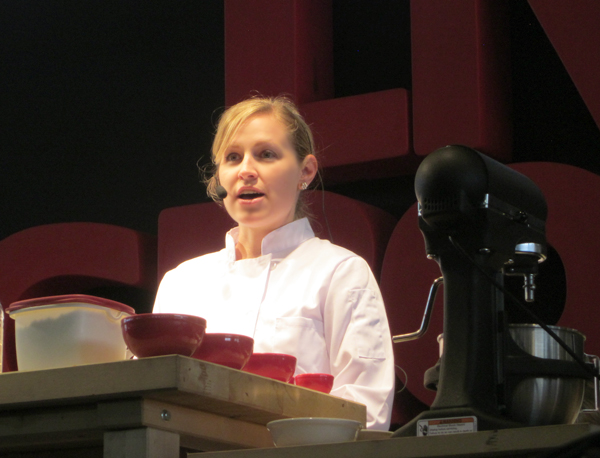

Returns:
301,182,308,190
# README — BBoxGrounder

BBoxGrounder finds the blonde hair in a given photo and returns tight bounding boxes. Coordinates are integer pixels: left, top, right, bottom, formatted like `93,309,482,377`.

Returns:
204,96,318,219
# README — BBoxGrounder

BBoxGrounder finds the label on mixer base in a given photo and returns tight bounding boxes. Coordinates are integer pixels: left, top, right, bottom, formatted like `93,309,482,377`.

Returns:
416,416,477,436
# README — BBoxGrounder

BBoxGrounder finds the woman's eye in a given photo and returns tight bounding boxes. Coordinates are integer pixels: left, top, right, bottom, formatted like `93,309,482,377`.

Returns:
225,152,240,162
261,150,276,159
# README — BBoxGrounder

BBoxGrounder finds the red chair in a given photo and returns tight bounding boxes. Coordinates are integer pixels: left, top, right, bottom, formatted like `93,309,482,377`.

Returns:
157,190,397,282
305,190,397,280
157,201,236,283
0,223,157,372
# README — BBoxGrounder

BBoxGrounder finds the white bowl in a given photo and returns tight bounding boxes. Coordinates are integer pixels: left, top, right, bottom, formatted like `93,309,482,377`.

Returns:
266,417,362,447
8,294,135,371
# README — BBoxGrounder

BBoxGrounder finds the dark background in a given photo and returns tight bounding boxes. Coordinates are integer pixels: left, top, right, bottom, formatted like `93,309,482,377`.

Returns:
2,0,599,243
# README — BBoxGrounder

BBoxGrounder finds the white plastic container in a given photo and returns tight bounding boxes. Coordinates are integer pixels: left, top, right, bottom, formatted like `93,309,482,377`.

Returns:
7,294,135,371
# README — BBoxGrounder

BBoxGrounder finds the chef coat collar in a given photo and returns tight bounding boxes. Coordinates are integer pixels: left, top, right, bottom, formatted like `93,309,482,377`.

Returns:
225,218,315,262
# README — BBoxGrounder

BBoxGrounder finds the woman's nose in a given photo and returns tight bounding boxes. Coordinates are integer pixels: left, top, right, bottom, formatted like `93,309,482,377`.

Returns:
238,156,257,180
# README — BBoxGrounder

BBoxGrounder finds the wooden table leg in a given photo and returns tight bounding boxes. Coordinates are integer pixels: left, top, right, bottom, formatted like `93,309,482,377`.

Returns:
104,427,180,458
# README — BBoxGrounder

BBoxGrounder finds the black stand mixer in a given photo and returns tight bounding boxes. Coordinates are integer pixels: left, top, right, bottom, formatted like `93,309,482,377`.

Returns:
393,145,595,437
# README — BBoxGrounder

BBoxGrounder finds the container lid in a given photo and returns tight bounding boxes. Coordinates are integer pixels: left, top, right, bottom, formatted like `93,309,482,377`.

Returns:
7,294,136,315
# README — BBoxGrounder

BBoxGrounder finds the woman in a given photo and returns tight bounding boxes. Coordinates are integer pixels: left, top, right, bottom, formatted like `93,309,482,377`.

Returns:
153,96,395,430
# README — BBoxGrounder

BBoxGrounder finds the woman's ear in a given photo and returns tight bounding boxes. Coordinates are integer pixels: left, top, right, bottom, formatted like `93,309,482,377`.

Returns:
300,154,318,186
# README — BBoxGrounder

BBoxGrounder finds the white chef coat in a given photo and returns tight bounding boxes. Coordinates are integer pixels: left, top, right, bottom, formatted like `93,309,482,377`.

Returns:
153,218,395,430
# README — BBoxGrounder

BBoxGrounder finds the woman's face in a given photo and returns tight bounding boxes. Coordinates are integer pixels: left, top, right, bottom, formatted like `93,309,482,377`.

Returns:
218,113,314,234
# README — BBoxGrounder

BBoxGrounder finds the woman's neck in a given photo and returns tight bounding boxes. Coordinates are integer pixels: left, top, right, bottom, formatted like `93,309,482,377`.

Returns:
235,217,300,260
235,227,270,260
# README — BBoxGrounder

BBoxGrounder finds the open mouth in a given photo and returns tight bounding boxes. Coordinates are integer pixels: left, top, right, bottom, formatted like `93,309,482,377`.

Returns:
238,192,265,200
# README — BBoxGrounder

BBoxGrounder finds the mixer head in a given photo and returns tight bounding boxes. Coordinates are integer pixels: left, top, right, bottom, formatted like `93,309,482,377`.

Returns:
414,145,548,300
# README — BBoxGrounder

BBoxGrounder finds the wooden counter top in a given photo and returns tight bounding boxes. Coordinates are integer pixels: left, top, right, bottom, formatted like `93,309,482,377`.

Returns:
0,356,366,456
193,423,600,458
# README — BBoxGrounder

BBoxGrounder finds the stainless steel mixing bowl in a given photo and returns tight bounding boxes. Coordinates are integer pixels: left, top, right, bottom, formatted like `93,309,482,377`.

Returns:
506,324,586,426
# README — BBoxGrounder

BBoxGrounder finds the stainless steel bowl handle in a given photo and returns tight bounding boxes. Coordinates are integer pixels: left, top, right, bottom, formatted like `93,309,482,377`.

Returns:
581,353,599,413
392,277,443,343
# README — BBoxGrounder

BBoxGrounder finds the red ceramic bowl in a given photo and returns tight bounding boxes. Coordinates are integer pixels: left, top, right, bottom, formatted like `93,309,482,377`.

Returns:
294,373,334,394
242,353,297,382
121,313,206,358
192,333,254,369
